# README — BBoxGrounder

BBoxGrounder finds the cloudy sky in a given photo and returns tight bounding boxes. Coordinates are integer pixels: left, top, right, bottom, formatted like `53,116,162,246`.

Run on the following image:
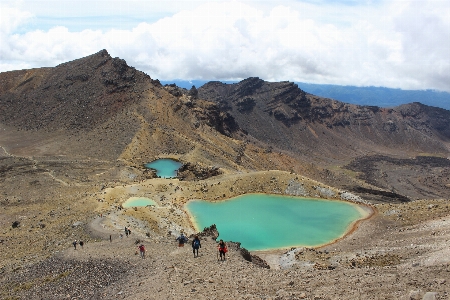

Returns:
1,0,449,91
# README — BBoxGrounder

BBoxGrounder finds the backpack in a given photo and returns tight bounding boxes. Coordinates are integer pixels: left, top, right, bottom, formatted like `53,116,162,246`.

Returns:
194,239,200,247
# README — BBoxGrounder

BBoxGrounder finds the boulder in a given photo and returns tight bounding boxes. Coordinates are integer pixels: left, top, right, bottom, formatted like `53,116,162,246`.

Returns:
12,221,20,228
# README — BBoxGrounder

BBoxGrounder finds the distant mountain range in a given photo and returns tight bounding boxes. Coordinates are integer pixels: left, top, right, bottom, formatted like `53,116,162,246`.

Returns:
296,83,450,111
162,80,450,111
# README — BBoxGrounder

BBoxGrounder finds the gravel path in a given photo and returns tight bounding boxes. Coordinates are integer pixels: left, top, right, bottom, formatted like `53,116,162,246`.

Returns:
3,210,450,300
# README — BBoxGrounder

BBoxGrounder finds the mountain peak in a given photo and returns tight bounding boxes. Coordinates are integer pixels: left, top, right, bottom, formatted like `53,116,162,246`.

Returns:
56,49,112,69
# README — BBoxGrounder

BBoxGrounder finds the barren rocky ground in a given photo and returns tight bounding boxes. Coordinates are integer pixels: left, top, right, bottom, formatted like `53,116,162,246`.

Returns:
1,51,450,299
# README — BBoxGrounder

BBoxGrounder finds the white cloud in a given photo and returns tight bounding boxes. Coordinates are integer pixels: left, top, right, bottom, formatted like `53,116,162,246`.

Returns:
0,0,449,92
0,5,34,34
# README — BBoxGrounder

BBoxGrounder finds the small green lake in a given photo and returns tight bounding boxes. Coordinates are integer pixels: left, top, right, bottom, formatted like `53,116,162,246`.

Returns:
123,197,157,208
185,194,370,251
145,158,182,178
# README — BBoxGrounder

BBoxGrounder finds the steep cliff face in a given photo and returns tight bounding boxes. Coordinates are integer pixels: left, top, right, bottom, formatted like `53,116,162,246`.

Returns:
198,78,450,157
200,77,309,126
164,84,240,137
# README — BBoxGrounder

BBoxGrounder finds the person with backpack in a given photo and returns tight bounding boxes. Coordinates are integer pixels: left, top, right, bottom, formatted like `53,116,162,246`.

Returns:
176,233,188,247
217,239,227,261
191,235,201,257
73,240,77,250
138,244,146,259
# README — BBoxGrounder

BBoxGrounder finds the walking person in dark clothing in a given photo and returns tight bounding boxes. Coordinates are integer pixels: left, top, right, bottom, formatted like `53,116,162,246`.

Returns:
191,235,201,257
176,233,188,247
73,240,77,250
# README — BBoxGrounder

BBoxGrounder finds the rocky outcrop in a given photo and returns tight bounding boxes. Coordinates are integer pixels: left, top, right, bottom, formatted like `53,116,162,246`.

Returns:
188,85,198,99
195,224,219,240
189,100,240,137
167,84,241,137
235,97,255,112
239,248,270,269
177,162,222,181
164,83,186,97
199,77,309,126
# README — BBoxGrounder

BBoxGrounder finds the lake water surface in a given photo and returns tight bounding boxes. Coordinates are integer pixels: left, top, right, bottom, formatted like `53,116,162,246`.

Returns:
185,194,369,251
145,158,182,178
122,197,156,208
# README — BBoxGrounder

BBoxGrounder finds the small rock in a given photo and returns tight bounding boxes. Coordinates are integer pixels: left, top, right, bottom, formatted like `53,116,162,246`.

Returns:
72,221,83,228
422,292,438,300
408,290,421,300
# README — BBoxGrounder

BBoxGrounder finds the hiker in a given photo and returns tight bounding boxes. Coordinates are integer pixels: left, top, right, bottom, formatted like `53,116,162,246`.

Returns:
125,227,129,237
191,235,201,257
138,244,146,259
73,240,77,250
176,233,188,247
79,240,84,249
218,239,227,261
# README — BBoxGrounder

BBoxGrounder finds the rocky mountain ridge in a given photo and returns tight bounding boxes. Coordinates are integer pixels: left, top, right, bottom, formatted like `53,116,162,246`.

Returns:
198,78,450,200
199,78,450,155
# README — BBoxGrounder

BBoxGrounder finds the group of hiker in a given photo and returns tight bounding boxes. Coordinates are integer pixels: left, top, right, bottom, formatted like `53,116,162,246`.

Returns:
133,232,227,260
72,229,228,261
176,232,228,260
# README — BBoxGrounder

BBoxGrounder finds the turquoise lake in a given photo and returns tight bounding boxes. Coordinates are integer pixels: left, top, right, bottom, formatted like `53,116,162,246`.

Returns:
145,159,182,178
185,194,369,251
122,197,156,208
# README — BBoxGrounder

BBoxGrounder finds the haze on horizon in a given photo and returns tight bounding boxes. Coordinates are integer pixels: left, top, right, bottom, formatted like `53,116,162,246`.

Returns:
1,0,449,92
